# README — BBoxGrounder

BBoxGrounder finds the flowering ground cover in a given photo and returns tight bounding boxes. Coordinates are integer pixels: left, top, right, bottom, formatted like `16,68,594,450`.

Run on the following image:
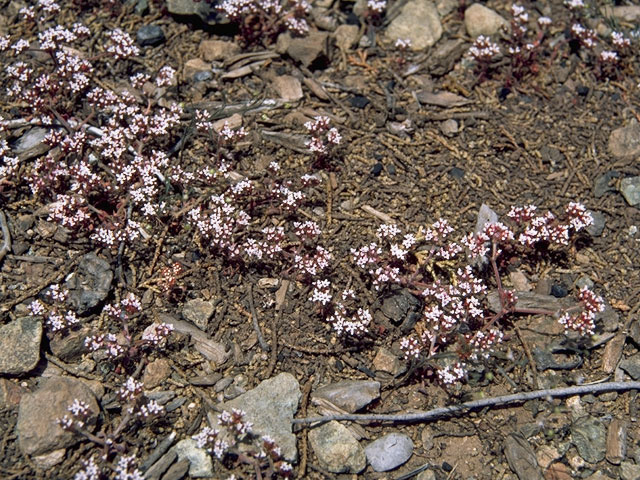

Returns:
0,0,639,478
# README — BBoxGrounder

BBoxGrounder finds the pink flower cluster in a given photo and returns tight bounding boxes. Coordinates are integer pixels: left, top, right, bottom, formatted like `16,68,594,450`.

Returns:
304,116,342,164
29,284,80,332
193,409,293,477
558,286,605,335
218,0,310,44
350,204,601,385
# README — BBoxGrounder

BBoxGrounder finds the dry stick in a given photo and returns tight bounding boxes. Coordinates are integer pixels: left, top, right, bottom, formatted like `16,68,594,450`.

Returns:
0,211,12,263
248,284,270,352
292,381,640,425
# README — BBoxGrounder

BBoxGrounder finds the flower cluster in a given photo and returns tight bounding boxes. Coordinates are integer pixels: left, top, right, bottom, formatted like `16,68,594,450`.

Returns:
304,116,342,167
310,280,372,335
350,204,599,385
218,0,311,45
558,286,605,335
467,3,636,86
29,284,80,332
193,409,293,477
85,293,173,361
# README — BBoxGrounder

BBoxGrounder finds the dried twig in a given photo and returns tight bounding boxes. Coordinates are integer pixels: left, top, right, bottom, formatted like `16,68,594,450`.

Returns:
248,284,270,352
0,211,12,264
292,381,640,425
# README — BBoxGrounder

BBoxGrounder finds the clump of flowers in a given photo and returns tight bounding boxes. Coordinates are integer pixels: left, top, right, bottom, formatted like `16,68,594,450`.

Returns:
304,116,342,168
29,284,80,333
193,409,293,478
218,0,311,46
364,0,387,24
85,293,174,365
346,203,602,385
58,378,163,477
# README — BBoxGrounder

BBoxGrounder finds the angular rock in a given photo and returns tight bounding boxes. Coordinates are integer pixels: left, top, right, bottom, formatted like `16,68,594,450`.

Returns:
380,289,421,332
312,380,380,413
0,316,42,375
587,211,606,237
214,373,301,461
172,439,213,478
504,433,544,480
12,127,51,161
277,30,329,68
49,326,91,362
593,170,620,198
143,358,172,389
308,421,366,473
199,39,240,61
365,433,414,472
571,416,606,463
609,122,640,159
620,355,640,380
464,4,507,37
66,252,113,315
137,25,165,47
167,0,219,23
372,348,406,376
620,176,640,207
182,299,214,331
385,0,442,51
17,376,99,456
271,75,303,102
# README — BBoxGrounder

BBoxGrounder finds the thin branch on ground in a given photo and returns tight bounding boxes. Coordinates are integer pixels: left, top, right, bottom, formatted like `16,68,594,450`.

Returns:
292,381,640,425
248,284,269,352
0,211,12,263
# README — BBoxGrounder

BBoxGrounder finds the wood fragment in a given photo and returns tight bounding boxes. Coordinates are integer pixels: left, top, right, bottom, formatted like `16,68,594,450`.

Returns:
361,204,394,223
606,418,627,465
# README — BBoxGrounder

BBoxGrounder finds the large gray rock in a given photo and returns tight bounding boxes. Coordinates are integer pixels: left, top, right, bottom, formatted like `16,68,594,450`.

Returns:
308,421,366,473
571,417,606,464
385,0,443,51
212,373,301,461
0,316,42,374
464,4,508,37
17,376,99,456
365,433,414,472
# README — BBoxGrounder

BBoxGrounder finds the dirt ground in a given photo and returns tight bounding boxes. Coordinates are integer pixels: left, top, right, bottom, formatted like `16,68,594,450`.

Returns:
1,0,640,479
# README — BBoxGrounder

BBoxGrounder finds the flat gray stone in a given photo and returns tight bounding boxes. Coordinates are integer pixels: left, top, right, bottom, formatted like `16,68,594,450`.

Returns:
504,433,544,480
620,355,640,380
308,421,366,473
365,433,414,472
0,316,42,374
215,373,301,461
312,380,380,413
66,252,113,315
17,376,99,456
620,176,640,207
385,0,443,50
172,439,213,478
571,417,606,463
